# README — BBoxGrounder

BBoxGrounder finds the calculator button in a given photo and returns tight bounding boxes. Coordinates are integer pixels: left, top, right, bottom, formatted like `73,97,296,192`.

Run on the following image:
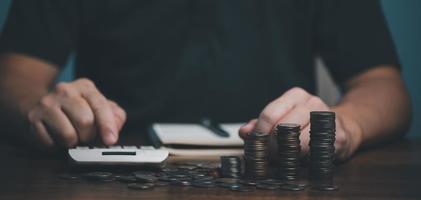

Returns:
140,146,155,150
123,146,138,149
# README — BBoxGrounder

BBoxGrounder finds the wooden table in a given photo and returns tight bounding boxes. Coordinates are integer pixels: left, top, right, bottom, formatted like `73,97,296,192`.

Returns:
1,134,420,200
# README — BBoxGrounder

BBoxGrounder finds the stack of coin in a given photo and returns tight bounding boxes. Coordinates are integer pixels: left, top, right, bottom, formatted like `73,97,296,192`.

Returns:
275,123,301,181
309,111,338,191
244,131,269,180
220,156,242,178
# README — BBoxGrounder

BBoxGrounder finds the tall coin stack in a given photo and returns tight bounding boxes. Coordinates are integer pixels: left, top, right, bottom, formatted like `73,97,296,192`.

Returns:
275,123,301,181
220,156,242,178
309,111,338,191
244,132,269,180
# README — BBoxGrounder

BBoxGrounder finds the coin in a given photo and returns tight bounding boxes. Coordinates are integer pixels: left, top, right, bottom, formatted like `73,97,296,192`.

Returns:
83,172,113,181
58,173,79,180
230,186,255,192
220,156,242,178
239,179,257,186
275,123,301,181
134,174,157,183
115,175,137,183
154,181,170,187
244,132,269,179
311,184,339,191
279,183,305,191
218,182,242,189
257,179,286,186
127,183,154,190
256,183,280,190
309,111,338,190
193,182,216,188
171,180,192,186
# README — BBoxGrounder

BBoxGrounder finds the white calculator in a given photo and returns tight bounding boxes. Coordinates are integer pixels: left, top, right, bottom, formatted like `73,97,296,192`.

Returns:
68,145,169,165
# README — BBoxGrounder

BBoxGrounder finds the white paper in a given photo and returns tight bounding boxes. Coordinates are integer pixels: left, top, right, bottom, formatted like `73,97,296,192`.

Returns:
152,123,245,146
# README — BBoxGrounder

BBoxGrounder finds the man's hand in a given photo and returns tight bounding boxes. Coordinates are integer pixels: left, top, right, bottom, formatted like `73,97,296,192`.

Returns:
239,87,362,161
26,78,126,149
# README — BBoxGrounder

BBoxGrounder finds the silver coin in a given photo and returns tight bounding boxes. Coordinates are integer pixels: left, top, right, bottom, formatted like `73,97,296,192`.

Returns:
127,183,154,190
134,174,157,183
256,183,280,190
58,174,79,180
279,183,305,191
230,186,255,192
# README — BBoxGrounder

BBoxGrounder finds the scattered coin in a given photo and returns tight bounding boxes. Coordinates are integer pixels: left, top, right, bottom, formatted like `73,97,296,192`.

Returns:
257,179,286,186
83,171,113,181
311,184,339,191
134,174,157,183
115,175,137,183
127,183,154,190
256,183,280,190
58,174,79,180
154,181,170,187
192,180,216,188
230,186,256,192
171,180,192,186
279,183,305,191
239,179,257,186
216,178,240,184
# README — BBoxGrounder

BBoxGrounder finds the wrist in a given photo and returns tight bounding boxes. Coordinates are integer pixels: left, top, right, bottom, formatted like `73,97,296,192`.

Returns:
331,106,364,153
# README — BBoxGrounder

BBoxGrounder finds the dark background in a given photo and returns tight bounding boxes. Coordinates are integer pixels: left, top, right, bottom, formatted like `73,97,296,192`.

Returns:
0,0,420,138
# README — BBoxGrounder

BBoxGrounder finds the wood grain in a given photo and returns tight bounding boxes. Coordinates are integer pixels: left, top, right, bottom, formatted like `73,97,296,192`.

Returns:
0,133,420,200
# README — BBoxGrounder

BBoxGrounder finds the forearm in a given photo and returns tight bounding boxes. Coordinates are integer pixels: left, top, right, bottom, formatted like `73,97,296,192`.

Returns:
332,66,411,148
0,54,57,135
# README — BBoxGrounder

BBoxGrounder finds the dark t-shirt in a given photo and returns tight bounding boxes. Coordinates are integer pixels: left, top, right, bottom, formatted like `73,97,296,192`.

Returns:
0,0,399,130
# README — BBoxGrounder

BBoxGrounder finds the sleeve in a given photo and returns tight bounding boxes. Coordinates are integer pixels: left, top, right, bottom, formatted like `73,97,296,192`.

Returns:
315,0,400,87
0,0,79,68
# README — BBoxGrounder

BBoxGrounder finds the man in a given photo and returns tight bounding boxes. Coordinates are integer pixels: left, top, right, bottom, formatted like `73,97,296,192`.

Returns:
0,0,411,161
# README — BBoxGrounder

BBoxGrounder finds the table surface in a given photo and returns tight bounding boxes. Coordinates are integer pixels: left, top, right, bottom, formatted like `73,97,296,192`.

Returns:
1,133,420,200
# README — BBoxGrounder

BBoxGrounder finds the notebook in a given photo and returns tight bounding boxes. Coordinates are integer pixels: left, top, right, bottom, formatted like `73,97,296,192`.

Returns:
148,123,245,156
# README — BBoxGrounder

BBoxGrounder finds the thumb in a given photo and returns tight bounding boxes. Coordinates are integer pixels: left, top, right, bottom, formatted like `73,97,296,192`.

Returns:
239,119,258,139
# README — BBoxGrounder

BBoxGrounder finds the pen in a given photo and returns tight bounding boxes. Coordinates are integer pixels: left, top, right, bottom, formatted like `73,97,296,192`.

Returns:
200,118,230,138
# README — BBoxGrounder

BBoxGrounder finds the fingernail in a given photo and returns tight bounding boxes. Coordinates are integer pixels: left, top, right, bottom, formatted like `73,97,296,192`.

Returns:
105,131,117,144
241,122,252,129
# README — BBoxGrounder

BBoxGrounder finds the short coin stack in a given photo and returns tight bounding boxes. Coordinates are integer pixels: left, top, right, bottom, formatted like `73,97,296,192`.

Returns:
275,123,301,181
220,156,242,178
309,111,338,191
244,131,269,180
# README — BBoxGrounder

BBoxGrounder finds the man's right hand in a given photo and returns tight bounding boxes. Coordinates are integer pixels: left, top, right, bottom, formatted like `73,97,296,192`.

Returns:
26,78,126,149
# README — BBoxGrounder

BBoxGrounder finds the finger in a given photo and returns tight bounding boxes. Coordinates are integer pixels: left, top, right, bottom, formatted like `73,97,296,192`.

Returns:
41,107,78,147
277,95,330,133
299,124,310,156
239,119,257,139
31,121,55,148
61,97,96,144
334,123,348,160
85,93,117,145
254,87,311,134
109,100,127,132
75,79,118,145
27,108,56,148
275,106,311,129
